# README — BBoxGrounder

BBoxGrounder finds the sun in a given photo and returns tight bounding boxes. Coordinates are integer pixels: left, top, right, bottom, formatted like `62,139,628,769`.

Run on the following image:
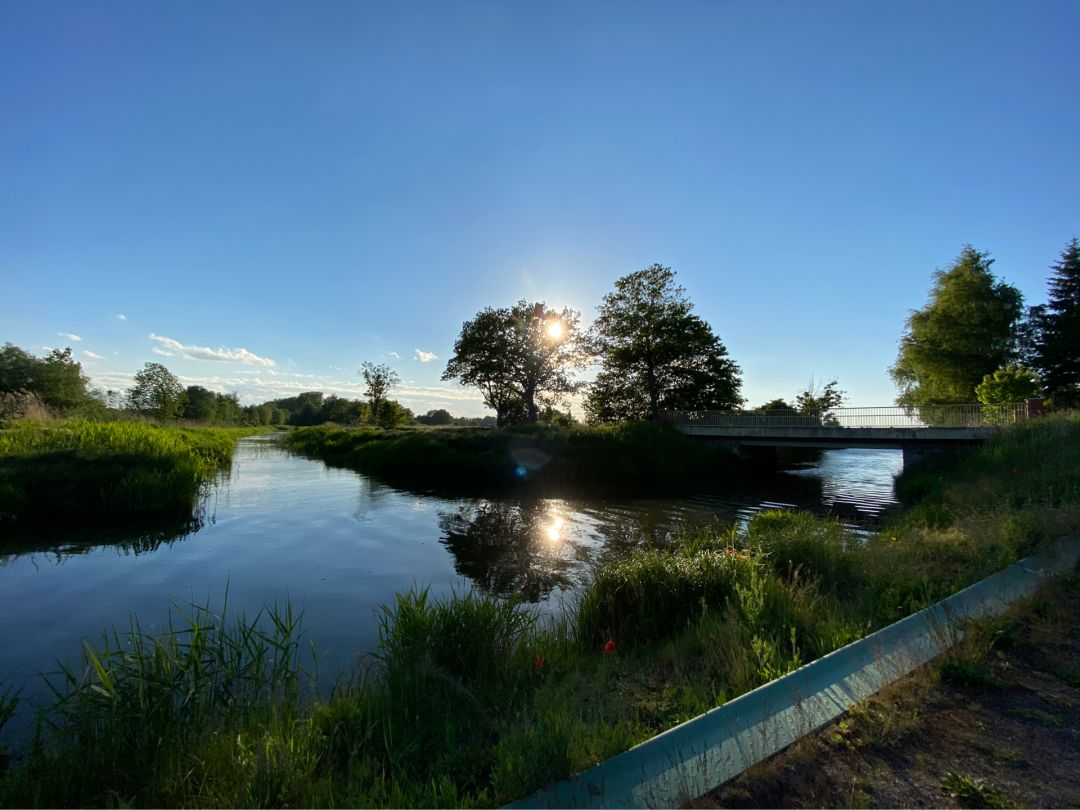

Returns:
545,319,564,340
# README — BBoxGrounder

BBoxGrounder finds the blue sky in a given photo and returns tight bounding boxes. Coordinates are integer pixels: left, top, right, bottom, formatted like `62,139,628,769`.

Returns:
3,1,1078,415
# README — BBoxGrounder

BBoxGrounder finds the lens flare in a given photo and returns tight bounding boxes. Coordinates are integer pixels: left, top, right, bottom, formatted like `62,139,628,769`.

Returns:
545,320,564,340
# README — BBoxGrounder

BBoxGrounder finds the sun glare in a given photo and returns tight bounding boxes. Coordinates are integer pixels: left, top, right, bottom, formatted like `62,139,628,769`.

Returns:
545,319,564,340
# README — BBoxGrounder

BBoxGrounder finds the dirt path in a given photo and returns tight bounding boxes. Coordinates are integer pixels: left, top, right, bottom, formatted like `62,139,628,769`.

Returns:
695,570,1080,809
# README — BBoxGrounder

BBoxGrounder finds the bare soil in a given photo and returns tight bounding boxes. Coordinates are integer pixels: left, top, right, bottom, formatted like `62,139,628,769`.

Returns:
695,571,1080,809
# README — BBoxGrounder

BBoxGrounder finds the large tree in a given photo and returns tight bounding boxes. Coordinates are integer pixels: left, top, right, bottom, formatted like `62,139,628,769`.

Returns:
585,264,742,422
0,344,92,413
890,246,1022,407
127,362,184,419
1032,237,1080,406
443,300,583,426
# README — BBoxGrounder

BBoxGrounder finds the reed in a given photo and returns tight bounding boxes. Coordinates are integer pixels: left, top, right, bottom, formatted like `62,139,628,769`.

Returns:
0,420,265,525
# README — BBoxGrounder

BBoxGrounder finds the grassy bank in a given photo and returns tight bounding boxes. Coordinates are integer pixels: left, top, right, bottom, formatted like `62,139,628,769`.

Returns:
283,421,742,495
0,420,266,526
1,415,1078,807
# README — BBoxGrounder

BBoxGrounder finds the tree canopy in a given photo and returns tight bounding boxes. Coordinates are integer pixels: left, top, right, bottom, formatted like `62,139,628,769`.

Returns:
360,362,400,425
1032,237,1080,406
585,264,742,422
443,300,583,426
890,246,1022,407
975,365,1042,406
128,362,185,419
0,344,94,415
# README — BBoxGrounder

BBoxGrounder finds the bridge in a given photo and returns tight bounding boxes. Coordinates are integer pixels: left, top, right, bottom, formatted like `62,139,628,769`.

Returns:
667,402,1041,466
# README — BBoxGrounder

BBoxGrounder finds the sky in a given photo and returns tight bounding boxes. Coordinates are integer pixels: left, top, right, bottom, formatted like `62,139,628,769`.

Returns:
2,1,1079,416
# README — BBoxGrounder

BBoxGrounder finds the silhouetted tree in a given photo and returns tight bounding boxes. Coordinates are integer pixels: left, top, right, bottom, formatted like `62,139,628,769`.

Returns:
586,264,742,422
1032,238,1080,406
444,300,583,425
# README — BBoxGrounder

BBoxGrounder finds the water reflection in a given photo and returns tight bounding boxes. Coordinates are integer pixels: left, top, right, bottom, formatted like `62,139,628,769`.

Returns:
438,500,581,601
0,513,204,563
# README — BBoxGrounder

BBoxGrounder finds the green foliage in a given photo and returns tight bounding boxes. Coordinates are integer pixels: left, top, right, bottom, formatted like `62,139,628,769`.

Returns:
3,416,1080,806
975,364,1042,405
0,344,94,417
891,246,1023,406
585,264,742,422
284,421,740,496
795,378,845,415
127,362,184,419
0,420,259,525
359,362,400,425
1032,237,1080,406
443,300,584,426
416,408,454,425
940,772,1013,809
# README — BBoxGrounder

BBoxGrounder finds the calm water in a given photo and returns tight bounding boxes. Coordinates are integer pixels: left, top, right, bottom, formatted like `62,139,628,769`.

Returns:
0,437,901,730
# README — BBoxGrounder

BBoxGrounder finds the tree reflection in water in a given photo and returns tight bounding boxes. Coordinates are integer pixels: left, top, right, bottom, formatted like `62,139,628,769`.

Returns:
0,513,204,564
437,500,584,602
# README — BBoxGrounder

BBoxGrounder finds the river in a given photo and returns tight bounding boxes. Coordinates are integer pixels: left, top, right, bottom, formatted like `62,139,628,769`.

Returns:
0,436,901,730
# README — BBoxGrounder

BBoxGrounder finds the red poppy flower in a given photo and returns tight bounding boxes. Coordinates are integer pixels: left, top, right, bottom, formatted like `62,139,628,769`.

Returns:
534,655,545,668
603,639,615,654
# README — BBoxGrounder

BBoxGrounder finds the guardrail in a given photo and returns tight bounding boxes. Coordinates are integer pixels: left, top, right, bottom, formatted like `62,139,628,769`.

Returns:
668,403,1032,429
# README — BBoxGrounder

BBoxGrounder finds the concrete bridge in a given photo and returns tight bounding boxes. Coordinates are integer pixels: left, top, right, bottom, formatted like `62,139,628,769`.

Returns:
667,402,1040,466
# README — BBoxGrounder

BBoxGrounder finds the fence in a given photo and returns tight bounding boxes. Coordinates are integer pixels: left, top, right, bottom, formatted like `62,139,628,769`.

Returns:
668,403,1031,430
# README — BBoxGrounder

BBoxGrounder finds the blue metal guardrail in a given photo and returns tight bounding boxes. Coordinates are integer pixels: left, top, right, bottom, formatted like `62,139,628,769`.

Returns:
510,533,1080,809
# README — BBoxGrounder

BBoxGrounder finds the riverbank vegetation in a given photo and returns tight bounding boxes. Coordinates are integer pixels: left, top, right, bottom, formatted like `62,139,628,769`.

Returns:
0,420,266,526
283,420,742,496
1,414,1077,807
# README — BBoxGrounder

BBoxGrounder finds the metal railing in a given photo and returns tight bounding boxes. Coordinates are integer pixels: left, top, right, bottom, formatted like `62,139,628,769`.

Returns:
668,403,1031,429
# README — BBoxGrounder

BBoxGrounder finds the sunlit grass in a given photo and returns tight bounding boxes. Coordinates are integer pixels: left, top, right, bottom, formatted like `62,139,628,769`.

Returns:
0,420,266,525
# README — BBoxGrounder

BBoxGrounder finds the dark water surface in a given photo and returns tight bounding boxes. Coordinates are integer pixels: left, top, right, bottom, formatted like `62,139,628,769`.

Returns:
0,436,901,728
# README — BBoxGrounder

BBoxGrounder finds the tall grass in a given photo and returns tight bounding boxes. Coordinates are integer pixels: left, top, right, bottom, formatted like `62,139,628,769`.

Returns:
0,420,264,525
284,421,741,495
1,415,1078,807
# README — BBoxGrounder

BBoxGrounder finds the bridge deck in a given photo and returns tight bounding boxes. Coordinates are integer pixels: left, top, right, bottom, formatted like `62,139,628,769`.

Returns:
668,404,1034,451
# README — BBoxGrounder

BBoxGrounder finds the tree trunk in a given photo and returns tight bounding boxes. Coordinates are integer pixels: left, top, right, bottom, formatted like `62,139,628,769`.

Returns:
646,364,659,422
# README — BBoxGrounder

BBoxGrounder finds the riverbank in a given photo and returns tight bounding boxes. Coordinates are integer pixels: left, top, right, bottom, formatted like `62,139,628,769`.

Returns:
0,414,1077,807
282,421,743,495
0,420,268,529
698,567,1080,808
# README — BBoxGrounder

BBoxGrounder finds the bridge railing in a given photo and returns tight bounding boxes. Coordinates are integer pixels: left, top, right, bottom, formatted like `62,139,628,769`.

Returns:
668,403,1031,429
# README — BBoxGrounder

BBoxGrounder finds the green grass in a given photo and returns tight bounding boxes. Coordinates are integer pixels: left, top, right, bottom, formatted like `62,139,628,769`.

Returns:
0,420,266,527
1,414,1079,807
283,421,742,495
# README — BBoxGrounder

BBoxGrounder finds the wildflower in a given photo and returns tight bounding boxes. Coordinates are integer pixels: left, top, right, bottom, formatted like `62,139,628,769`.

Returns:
738,552,747,559
726,548,734,556
534,655,545,669
603,639,615,654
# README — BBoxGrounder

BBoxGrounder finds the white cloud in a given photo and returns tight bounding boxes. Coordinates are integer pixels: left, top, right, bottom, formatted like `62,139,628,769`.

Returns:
114,313,127,321
387,351,401,360
152,347,176,357
414,349,438,363
83,350,105,360
57,332,82,342
148,333,276,367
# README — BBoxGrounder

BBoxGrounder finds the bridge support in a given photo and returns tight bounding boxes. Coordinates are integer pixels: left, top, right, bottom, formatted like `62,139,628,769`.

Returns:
901,444,962,468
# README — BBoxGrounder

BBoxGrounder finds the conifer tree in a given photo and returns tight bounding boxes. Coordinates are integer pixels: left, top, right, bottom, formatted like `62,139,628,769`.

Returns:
1033,237,1080,406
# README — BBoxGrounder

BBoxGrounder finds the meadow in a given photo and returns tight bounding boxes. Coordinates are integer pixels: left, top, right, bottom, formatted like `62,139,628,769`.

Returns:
0,414,1077,807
